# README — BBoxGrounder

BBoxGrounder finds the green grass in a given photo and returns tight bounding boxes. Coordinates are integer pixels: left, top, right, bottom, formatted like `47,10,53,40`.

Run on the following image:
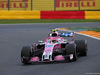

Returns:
0,19,100,24
88,28,100,32
87,27,100,32
69,27,90,30
93,29,100,32
63,27,100,32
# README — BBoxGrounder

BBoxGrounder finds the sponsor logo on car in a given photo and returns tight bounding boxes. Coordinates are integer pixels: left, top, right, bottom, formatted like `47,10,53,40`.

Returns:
45,45,53,47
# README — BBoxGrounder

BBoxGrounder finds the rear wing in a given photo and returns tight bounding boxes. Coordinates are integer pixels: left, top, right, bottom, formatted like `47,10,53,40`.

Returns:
61,32,75,41
61,32,73,37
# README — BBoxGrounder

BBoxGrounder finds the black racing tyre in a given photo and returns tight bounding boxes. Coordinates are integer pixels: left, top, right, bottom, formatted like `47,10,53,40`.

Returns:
75,40,88,56
65,44,77,61
21,46,32,64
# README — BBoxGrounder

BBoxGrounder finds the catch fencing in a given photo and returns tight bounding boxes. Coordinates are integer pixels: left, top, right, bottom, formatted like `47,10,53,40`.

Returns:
0,0,100,11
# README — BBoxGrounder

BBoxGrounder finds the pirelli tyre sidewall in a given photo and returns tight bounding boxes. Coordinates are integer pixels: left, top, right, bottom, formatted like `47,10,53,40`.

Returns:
21,46,32,64
65,43,77,61
75,40,88,56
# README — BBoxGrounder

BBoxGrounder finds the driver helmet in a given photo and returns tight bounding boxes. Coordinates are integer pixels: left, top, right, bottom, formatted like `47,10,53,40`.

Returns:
50,31,59,37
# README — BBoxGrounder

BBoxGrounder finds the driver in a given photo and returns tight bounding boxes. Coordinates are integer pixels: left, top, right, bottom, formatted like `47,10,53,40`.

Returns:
52,39,58,43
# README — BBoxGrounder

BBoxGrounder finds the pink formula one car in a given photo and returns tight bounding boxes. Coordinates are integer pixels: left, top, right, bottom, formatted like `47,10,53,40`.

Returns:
21,29,88,64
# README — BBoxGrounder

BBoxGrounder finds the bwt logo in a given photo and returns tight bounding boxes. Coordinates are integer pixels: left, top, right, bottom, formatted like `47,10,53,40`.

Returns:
56,0,95,8
0,0,28,8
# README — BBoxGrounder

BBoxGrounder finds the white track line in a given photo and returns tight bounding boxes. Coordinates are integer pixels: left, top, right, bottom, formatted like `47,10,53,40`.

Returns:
56,28,100,41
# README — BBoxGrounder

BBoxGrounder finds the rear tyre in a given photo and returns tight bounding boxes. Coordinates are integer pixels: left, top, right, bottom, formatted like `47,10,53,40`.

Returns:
75,40,88,56
65,44,77,61
21,46,32,64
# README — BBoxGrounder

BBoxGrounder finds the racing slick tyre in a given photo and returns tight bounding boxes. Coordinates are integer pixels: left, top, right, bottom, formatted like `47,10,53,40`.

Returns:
75,40,88,56
65,44,77,61
21,46,32,64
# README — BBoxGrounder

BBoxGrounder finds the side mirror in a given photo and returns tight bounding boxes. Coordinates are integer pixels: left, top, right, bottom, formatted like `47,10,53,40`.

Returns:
63,39,67,42
38,40,44,43
61,32,73,37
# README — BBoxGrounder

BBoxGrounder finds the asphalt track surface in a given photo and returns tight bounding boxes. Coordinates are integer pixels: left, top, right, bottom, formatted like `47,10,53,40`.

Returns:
0,23,100,75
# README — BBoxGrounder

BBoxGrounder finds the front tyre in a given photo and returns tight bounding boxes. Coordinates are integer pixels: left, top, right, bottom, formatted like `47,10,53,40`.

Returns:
21,46,32,64
65,44,77,61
